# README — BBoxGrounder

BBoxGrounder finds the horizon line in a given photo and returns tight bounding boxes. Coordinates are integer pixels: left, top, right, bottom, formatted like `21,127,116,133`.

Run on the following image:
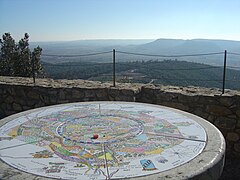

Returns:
30,38,240,43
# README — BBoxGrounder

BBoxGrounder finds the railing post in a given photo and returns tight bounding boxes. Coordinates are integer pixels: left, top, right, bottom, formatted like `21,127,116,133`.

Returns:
113,49,116,87
222,50,227,94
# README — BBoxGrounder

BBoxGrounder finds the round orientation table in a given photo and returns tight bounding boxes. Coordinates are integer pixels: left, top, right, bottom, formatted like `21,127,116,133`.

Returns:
0,102,225,180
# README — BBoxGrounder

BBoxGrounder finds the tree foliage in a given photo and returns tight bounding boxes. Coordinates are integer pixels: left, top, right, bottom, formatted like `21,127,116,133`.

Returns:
42,60,240,90
0,33,43,77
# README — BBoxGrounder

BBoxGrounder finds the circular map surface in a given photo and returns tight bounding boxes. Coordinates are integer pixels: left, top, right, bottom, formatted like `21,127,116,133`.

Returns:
0,102,207,179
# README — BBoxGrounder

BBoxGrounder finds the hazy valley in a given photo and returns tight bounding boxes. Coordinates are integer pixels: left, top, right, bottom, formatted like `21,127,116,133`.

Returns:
31,38,240,67
31,39,240,90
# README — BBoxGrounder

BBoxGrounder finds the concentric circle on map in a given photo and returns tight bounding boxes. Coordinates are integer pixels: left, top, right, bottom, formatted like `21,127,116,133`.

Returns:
0,102,207,179
56,114,144,144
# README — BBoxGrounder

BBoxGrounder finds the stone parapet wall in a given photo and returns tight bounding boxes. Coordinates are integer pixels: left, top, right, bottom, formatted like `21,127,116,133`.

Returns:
137,85,240,156
0,77,141,117
0,76,240,156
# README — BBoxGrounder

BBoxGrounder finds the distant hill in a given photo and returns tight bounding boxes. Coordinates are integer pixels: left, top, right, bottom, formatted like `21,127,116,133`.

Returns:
32,38,240,67
135,38,240,53
129,39,240,66
42,60,240,90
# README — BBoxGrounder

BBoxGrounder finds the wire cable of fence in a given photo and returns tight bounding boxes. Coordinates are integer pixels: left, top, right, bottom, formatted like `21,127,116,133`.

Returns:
72,74,239,82
143,77,240,82
39,49,240,91
228,52,240,56
116,50,224,58
42,63,112,67
226,79,240,82
155,78,240,82
41,51,112,57
143,77,223,82
227,65,240,69
68,73,240,82
43,63,223,71
131,66,221,71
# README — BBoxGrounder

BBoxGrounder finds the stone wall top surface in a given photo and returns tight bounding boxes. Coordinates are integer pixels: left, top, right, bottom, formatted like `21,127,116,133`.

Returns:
143,84,240,96
0,76,141,91
1,76,239,96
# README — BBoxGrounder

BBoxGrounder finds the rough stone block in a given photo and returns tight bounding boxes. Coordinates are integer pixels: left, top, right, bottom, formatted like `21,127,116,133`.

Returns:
27,100,37,107
206,105,232,116
234,142,240,152
193,108,209,119
7,104,12,110
198,96,216,104
227,115,237,119
214,118,236,130
95,89,108,99
65,94,72,100
7,88,16,96
0,94,6,104
22,106,31,111
49,96,57,104
178,94,199,103
27,91,40,100
5,110,16,116
226,132,240,142
237,120,240,128
139,96,154,103
236,129,240,136
1,88,8,95
0,103,7,111
157,92,178,102
84,90,96,98
58,90,66,100
141,87,155,96
121,89,134,97
236,109,240,117
39,95,49,104
0,108,5,119
219,97,234,106
4,96,14,104
57,100,70,104
108,88,120,98
18,98,28,106
218,128,228,137
207,115,216,123
47,89,58,95
108,95,115,101
226,141,233,151
115,95,134,102
12,103,22,111
72,89,84,99
34,101,45,108
15,88,26,97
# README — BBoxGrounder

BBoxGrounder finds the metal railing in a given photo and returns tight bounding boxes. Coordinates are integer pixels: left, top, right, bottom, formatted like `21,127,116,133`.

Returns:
37,49,240,94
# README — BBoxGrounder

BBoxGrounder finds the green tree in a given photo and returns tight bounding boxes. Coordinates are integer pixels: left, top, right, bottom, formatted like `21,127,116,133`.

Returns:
0,33,43,77
0,33,17,75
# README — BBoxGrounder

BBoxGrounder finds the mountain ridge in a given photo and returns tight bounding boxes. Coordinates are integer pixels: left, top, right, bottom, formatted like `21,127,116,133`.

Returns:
31,38,240,67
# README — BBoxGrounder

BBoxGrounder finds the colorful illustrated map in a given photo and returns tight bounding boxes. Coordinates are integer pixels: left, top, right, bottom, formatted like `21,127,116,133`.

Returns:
0,102,206,179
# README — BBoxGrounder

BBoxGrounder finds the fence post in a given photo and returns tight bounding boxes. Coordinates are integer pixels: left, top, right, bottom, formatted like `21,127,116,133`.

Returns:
31,53,36,85
222,50,227,94
113,49,116,87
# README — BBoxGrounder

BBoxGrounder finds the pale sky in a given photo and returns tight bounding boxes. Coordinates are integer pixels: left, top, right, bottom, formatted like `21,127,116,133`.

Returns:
0,0,240,42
